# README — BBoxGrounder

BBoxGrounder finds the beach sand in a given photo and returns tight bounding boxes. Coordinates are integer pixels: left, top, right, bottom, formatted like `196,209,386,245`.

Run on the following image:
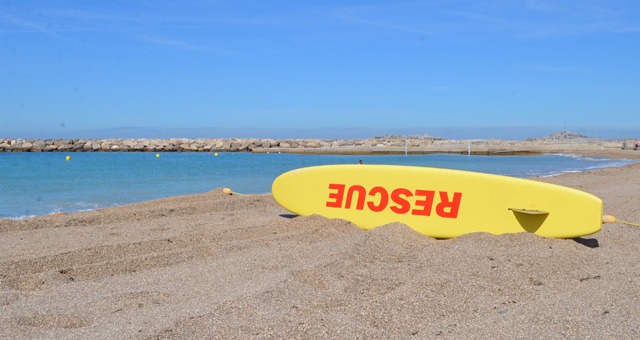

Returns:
2,151,640,339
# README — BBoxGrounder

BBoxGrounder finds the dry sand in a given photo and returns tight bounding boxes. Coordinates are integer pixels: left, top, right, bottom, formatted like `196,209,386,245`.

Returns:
2,151,640,339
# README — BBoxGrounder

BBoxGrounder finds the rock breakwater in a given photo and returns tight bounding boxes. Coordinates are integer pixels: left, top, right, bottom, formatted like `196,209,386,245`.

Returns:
0,138,359,152
0,137,626,155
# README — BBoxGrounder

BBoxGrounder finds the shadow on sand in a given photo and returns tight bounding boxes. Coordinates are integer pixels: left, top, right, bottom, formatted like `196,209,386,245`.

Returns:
573,237,599,248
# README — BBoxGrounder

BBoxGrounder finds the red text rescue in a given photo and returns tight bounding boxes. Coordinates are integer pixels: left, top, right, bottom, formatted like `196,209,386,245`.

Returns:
325,183,462,218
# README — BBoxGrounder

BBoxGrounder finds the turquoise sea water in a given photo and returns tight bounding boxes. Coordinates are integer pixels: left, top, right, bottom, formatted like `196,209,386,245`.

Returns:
0,152,635,219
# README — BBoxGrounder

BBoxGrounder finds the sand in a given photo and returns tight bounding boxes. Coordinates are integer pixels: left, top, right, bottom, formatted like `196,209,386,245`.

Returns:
2,151,640,339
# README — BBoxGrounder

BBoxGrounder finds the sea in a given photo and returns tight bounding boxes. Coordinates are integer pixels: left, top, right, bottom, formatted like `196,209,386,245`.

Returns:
0,152,635,219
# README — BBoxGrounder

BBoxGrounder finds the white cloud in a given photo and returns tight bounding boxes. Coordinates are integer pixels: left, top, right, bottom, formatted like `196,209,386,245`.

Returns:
332,13,433,35
528,64,578,73
0,14,83,43
137,34,200,50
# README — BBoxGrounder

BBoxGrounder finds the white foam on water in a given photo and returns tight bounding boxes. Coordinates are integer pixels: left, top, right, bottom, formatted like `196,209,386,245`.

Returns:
4,214,37,220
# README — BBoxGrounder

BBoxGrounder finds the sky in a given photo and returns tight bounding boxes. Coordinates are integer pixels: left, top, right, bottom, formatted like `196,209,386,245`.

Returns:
1,0,639,140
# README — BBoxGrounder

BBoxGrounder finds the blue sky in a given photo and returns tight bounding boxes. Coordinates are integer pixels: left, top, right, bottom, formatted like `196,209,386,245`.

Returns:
1,0,639,139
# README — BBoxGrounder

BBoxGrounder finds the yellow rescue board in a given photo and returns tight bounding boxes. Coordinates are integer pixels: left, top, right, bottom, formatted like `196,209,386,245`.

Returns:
271,164,602,238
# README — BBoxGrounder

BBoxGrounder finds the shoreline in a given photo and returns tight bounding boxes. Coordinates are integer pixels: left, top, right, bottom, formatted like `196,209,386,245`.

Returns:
1,149,638,220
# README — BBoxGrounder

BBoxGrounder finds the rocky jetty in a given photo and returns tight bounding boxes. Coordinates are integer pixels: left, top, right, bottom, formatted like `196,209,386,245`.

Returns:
0,138,353,153
544,131,591,140
0,135,628,155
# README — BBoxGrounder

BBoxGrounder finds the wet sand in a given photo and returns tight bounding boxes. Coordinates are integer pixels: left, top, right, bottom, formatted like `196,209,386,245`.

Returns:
1,150,640,339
